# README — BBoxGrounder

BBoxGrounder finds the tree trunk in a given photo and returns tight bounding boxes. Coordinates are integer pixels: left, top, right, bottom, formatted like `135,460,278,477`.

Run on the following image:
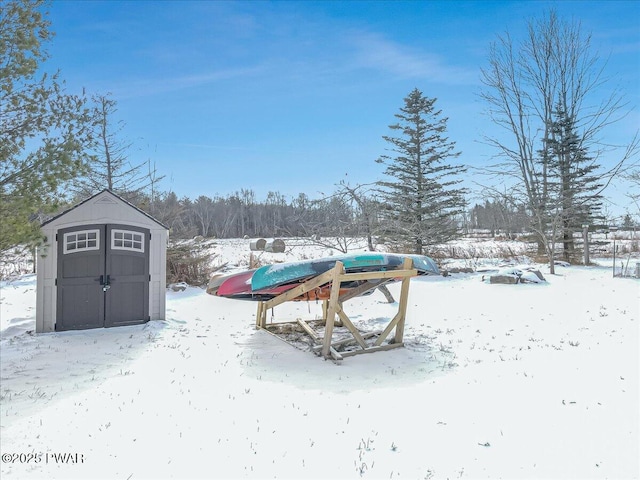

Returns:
415,237,423,255
562,229,574,262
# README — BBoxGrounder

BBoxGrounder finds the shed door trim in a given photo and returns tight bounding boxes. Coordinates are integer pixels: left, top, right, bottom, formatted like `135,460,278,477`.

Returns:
111,228,145,253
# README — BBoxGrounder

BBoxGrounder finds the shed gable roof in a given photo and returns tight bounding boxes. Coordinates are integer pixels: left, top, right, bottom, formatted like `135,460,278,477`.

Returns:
42,189,168,229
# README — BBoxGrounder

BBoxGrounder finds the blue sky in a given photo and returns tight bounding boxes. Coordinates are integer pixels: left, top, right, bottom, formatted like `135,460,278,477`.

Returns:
44,0,639,217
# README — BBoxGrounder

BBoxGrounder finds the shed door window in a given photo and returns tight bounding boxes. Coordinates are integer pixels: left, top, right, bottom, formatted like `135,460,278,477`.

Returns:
111,229,145,252
63,229,100,254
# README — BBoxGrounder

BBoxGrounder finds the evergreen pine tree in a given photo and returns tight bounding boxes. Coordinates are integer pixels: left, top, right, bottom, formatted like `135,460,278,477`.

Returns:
540,102,603,261
1,0,91,252
376,88,467,254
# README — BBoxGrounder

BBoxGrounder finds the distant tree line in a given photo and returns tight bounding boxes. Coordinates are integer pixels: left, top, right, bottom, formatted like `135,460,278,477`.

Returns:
467,200,530,236
141,189,614,242
144,189,362,240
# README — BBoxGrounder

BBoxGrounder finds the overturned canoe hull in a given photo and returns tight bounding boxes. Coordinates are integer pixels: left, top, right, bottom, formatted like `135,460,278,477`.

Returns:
207,253,439,302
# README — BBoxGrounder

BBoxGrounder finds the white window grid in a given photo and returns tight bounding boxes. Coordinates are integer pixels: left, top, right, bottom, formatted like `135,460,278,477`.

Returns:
63,229,100,254
111,229,145,252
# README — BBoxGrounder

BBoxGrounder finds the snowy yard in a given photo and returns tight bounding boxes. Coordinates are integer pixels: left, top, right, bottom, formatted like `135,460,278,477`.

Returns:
1,239,638,479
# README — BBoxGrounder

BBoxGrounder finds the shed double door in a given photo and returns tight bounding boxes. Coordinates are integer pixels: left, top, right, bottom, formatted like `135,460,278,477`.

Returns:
56,224,150,331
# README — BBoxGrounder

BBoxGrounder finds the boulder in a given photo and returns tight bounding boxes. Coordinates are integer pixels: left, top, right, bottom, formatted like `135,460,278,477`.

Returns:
520,269,545,283
446,267,475,274
169,282,188,292
489,274,519,284
484,267,545,284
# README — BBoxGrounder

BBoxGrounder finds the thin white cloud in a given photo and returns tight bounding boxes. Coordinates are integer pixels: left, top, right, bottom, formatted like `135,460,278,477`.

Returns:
347,31,478,85
111,65,266,99
158,142,258,151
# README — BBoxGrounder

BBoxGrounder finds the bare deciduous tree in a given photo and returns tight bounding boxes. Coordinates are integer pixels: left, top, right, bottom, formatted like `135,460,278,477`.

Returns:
480,9,639,272
73,93,163,205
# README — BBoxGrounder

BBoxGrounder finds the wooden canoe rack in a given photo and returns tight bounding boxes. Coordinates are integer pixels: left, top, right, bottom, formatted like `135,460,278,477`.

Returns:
255,257,417,361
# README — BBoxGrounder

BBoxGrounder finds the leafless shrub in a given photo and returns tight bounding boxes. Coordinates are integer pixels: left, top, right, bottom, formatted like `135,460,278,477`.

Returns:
0,246,34,279
166,243,214,286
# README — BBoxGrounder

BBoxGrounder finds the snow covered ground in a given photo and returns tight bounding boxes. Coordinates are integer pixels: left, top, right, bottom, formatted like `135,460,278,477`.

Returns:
1,239,638,479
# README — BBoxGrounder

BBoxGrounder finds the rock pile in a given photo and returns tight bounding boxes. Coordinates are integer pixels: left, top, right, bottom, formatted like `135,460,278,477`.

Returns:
483,267,546,284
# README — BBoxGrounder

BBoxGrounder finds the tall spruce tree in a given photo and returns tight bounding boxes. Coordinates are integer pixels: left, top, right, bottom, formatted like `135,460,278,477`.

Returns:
376,88,467,254
0,0,91,253
539,102,603,261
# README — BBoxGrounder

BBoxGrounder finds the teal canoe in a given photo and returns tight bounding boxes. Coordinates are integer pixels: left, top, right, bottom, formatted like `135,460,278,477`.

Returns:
250,253,438,292
401,254,439,276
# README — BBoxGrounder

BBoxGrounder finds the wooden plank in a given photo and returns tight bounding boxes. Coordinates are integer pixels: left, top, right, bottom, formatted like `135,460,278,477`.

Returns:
261,267,337,311
262,319,325,326
297,318,321,343
329,347,343,361
373,259,415,346
337,268,416,283
335,306,367,349
256,302,266,328
334,301,344,327
321,262,344,358
393,258,414,343
337,279,392,303
312,331,379,352
340,342,404,358
322,300,328,325
261,302,267,328
374,310,403,346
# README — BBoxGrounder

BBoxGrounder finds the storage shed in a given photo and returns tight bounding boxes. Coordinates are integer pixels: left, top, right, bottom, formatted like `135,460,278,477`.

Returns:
36,190,168,332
